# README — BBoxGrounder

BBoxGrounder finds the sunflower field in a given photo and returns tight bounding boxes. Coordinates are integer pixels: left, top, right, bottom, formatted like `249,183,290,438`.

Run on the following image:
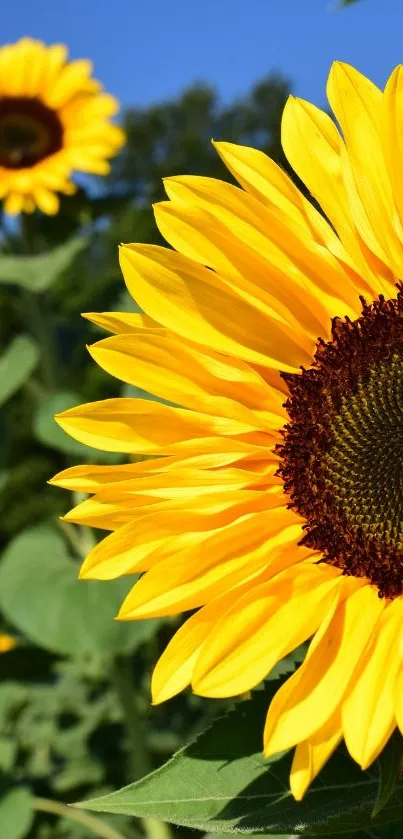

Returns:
2,15,403,839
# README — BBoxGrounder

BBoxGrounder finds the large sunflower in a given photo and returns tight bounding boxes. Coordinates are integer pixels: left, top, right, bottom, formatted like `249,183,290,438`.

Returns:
52,62,403,799
0,37,124,215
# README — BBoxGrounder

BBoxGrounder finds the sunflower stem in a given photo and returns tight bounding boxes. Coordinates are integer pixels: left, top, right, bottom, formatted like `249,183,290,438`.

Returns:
57,518,89,559
111,658,173,839
20,287,58,390
20,214,58,390
111,657,152,780
32,796,127,839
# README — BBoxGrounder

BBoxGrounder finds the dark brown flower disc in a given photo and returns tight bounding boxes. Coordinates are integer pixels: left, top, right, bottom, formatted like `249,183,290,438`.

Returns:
277,290,403,598
0,97,63,168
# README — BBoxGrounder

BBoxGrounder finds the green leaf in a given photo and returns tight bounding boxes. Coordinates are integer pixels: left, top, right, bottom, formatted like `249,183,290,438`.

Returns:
76,689,403,835
0,737,17,772
0,787,33,839
267,645,306,681
0,525,161,659
206,825,403,839
372,729,403,817
33,391,120,461
0,236,87,292
0,334,39,405
203,834,288,839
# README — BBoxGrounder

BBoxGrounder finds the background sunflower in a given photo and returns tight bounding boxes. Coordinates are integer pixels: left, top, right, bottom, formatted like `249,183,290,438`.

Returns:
0,37,124,215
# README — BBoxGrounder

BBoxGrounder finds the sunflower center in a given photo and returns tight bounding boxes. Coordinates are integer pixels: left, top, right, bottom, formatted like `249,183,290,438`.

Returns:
325,353,403,547
0,97,63,168
278,291,403,598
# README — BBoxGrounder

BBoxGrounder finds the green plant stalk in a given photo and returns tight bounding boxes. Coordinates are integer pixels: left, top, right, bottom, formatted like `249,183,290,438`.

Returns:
57,518,90,558
20,288,58,390
111,658,173,839
112,658,152,780
19,215,58,390
32,796,127,839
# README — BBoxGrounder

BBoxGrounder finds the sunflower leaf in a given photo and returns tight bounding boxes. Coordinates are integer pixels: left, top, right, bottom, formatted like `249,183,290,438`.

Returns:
205,831,403,839
371,729,403,818
0,525,162,661
0,236,87,292
0,334,39,406
75,689,403,835
0,786,33,839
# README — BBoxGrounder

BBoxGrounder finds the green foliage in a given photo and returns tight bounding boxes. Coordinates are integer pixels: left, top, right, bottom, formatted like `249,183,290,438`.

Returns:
0,786,33,839
0,664,119,792
371,730,403,817
76,688,403,835
0,236,87,292
0,334,39,405
0,525,161,662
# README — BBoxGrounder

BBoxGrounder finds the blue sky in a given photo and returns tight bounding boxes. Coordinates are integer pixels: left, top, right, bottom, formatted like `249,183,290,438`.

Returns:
2,0,402,112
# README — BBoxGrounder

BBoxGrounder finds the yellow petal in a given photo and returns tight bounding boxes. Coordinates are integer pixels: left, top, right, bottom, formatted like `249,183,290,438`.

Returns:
55,398,267,455
82,311,161,334
50,461,163,491
50,446,273,491
158,177,360,325
42,43,68,91
89,331,286,428
343,598,403,769
263,583,384,754
95,467,272,501
45,58,94,108
152,578,265,704
61,92,119,125
65,484,283,531
212,140,315,231
327,61,402,276
0,39,36,96
214,139,358,274
290,710,342,801
192,562,340,698
281,94,395,298
63,495,156,530
65,149,111,175
21,39,48,96
3,192,24,215
119,244,313,373
32,187,59,216
80,515,194,578
117,507,299,618
79,489,285,578
154,198,334,339
382,66,403,241
394,666,403,736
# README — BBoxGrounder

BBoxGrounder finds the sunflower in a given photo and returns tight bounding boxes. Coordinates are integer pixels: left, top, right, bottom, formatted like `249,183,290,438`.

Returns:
0,37,124,215
51,62,403,799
